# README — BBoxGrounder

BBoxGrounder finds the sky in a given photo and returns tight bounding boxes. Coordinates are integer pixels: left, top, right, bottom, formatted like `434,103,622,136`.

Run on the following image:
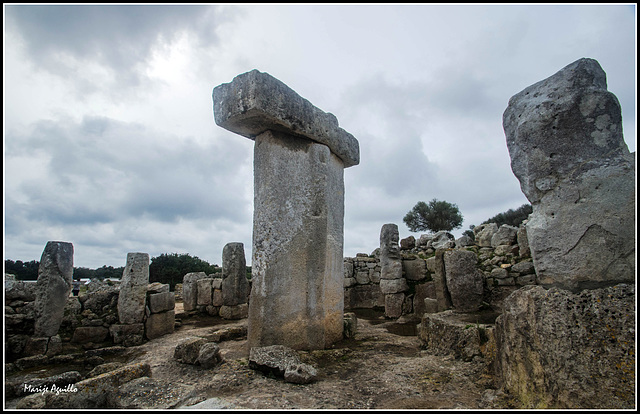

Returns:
3,4,636,269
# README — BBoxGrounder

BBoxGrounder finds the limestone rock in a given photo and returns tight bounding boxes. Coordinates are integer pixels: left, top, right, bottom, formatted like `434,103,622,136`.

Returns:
495,284,635,408
343,312,358,338
402,258,428,281
384,293,405,318
182,272,208,311
34,241,74,337
455,234,474,248
490,225,518,247
110,377,195,409
474,223,498,247
503,58,635,291
145,310,175,339
174,337,207,365
219,303,248,320
380,224,402,280
432,250,452,312
196,342,222,368
248,345,317,384
379,278,409,294
221,242,249,306
148,291,175,314
400,236,415,250
117,253,149,324
444,250,484,312
109,323,144,347
196,278,213,306
72,326,109,343
213,69,359,168
431,231,455,250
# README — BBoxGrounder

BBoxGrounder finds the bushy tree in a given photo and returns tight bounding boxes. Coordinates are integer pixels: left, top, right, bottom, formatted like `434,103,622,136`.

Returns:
481,204,532,227
149,253,221,290
403,199,464,233
4,259,39,280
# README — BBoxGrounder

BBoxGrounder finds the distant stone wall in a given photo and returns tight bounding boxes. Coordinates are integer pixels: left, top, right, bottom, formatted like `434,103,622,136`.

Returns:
343,222,536,318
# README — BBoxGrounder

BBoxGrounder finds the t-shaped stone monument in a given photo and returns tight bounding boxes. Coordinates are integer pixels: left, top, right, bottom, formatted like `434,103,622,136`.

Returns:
213,70,359,350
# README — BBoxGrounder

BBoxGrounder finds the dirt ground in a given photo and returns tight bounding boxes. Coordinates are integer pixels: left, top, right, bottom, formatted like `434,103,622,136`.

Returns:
125,303,515,409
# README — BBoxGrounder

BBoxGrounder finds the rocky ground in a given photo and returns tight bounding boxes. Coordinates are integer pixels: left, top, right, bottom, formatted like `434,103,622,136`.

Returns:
128,304,516,409
6,303,520,409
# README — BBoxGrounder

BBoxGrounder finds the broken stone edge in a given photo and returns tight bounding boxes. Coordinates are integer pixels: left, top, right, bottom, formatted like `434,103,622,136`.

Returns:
212,69,360,168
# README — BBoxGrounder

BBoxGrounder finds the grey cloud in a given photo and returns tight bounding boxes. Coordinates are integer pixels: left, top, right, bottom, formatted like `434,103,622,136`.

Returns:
5,115,252,236
5,5,231,93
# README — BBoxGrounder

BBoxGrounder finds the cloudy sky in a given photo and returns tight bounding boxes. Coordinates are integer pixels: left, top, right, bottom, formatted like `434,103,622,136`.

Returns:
4,4,636,269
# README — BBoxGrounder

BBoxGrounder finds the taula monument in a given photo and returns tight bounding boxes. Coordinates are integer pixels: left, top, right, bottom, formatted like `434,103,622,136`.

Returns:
503,58,635,292
213,70,360,350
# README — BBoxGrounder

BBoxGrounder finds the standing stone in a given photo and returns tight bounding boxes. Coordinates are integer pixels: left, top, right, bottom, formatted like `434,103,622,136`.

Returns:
379,224,402,280
117,253,149,324
213,69,359,350
432,249,453,312
221,242,249,306
443,250,484,312
504,58,635,291
196,279,213,306
34,241,74,338
474,223,498,247
182,272,208,312
491,224,518,248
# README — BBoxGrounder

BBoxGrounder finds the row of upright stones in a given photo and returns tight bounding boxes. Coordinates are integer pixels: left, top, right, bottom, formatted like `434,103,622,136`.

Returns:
6,241,249,361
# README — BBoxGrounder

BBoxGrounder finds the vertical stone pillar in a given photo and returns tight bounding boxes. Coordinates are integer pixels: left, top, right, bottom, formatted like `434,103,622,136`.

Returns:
220,242,249,319
213,70,359,350
117,253,150,324
33,241,74,338
379,224,408,318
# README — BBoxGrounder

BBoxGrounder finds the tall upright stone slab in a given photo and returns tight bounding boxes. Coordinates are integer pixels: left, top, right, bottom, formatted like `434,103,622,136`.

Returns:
213,70,359,350
379,224,407,318
117,253,150,324
503,58,635,292
221,242,249,306
34,241,74,337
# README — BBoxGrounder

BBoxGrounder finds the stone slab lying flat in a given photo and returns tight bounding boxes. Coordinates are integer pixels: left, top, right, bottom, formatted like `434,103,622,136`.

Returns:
213,69,360,168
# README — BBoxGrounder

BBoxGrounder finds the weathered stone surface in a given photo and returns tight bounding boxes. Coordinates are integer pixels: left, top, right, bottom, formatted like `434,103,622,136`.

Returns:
5,279,36,302
147,282,170,294
86,362,125,378
384,293,405,318
249,345,317,384
400,236,415,250
379,278,409,294
174,337,207,365
182,272,208,312
491,225,518,247
117,253,149,324
402,258,428,281
474,223,498,247
418,311,494,362
511,261,535,275
495,284,635,409
219,303,248,320
455,234,474,248
10,370,82,398
431,231,455,250
72,326,109,343
516,224,530,258
380,224,402,280
423,298,439,314
222,242,249,306
413,282,436,316
343,312,358,338
34,241,74,337
111,377,195,409
213,69,359,168
148,291,175,314
344,284,385,309
443,250,484,312
432,250,453,312
247,130,345,350
145,310,175,339
109,323,144,347
196,342,222,368
504,58,635,292
204,326,247,343
196,278,213,306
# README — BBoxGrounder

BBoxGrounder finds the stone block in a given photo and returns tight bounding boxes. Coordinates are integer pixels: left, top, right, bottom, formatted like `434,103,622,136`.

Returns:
384,293,405,318
148,291,175,314
145,310,175,340
219,304,248,320
213,69,359,168
403,258,428,281
117,253,149,324
196,278,213,306
380,278,409,294
72,326,109,344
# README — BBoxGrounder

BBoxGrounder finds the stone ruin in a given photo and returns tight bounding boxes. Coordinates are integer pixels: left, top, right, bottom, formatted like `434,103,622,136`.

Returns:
213,69,360,351
503,57,635,292
5,58,634,409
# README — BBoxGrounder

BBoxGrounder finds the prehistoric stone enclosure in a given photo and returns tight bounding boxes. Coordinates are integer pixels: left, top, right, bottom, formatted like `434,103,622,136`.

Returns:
5,58,635,409
213,69,360,351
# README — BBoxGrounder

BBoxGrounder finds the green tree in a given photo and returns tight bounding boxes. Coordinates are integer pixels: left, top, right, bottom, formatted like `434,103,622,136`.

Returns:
481,203,532,227
4,259,39,280
403,199,464,233
149,253,221,290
